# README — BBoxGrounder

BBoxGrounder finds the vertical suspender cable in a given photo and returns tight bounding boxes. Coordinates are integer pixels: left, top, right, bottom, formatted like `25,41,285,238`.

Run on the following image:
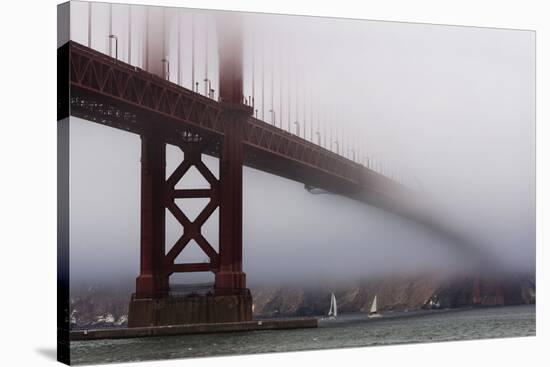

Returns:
295,66,298,133
205,20,209,96
330,120,333,152
287,32,291,131
271,55,274,124
303,82,307,140
128,5,132,64
191,15,195,91
323,113,327,148
162,9,166,78
310,99,313,142
108,4,113,55
252,36,255,109
261,42,265,121
279,42,283,129
288,56,291,132
145,7,149,71
88,2,92,48
178,11,182,85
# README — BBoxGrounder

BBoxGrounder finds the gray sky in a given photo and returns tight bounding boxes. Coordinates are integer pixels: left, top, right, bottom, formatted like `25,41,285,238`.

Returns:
68,2,535,287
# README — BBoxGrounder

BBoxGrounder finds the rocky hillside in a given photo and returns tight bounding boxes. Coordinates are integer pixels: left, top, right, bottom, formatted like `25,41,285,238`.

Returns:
69,272,535,328
70,283,133,329
252,273,441,317
252,273,535,318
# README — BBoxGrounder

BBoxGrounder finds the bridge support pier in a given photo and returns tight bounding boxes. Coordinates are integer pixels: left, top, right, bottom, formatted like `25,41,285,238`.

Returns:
128,293,252,327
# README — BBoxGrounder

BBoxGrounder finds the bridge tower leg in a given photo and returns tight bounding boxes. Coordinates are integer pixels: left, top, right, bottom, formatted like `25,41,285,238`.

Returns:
135,133,168,299
216,110,247,292
216,14,249,294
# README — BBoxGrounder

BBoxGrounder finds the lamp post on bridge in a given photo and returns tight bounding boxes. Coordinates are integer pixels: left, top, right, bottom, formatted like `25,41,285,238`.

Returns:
364,156,370,169
349,148,356,162
333,141,340,155
204,78,213,98
323,120,327,148
294,121,301,137
108,34,118,60
269,109,276,126
315,131,321,145
161,59,170,80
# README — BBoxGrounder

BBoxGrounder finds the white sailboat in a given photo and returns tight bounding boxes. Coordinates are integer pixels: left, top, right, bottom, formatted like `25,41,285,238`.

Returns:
368,294,382,318
327,292,338,318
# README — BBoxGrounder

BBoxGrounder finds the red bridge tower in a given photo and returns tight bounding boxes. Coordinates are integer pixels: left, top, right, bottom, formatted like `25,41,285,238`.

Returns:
128,15,253,327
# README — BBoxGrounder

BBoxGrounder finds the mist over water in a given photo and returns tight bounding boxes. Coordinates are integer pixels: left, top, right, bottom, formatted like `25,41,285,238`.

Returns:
68,3,535,289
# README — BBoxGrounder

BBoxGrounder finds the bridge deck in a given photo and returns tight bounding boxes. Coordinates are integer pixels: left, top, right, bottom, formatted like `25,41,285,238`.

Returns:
60,40,489,274
65,41,413,214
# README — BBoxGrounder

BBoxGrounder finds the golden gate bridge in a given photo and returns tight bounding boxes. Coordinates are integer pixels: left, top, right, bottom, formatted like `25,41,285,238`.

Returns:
59,2,495,329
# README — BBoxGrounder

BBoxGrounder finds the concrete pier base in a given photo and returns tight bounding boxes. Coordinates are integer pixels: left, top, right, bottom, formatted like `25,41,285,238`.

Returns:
128,291,253,327
71,317,318,341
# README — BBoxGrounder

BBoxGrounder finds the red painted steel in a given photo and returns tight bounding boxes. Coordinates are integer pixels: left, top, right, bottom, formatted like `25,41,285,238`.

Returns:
67,40,411,299
68,42,401,196
215,18,249,293
136,133,168,298
216,105,250,293
217,16,244,105
163,138,220,278
69,41,225,137
135,134,226,298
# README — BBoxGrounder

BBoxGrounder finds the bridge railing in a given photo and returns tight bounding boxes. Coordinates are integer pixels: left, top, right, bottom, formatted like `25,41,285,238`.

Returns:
69,41,226,137
245,115,365,184
68,41,409,196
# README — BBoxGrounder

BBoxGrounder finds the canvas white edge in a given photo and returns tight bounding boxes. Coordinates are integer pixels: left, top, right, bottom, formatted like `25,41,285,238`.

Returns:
0,0,547,366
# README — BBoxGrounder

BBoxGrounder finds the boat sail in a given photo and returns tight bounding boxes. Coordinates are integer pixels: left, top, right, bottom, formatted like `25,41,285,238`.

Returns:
368,294,381,318
327,292,338,318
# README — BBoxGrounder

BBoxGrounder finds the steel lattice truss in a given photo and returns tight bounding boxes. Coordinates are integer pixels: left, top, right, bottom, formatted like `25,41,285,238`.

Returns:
164,139,220,275
244,117,360,183
67,41,407,210
69,42,225,136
